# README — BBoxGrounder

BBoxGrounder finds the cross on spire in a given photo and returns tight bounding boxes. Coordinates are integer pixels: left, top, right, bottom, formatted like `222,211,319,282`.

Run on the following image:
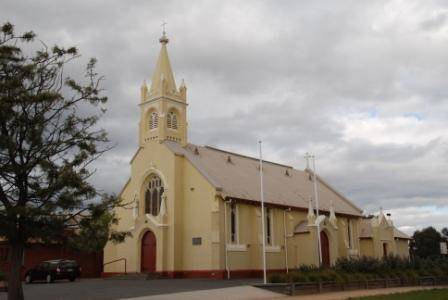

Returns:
161,21,167,36
159,21,169,44
304,152,313,170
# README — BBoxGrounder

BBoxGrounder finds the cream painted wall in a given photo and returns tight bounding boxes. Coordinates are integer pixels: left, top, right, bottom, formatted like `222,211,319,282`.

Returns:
103,140,218,273
180,156,218,270
395,239,410,258
222,203,364,271
360,239,375,257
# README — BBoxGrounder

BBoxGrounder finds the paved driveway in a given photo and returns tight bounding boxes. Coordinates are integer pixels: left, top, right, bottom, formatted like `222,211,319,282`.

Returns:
0,278,261,300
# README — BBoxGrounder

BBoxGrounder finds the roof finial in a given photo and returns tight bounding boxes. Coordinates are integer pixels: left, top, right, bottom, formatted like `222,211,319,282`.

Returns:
304,152,312,169
159,21,169,44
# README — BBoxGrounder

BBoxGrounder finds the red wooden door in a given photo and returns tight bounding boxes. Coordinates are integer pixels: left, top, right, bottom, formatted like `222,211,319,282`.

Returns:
320,231,330,268
141,231,156,273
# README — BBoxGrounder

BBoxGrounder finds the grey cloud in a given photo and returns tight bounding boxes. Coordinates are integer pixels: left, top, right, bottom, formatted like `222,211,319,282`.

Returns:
420,12,447,31
3,0,448,232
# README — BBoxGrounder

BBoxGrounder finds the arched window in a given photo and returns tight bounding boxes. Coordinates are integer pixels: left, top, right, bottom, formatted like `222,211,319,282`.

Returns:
145,175,164,216
149,111,158,130
167,111,178,130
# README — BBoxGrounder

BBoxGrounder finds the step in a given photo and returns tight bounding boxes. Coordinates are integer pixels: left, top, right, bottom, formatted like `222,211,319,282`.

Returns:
106,273,148,280
105,272,166,280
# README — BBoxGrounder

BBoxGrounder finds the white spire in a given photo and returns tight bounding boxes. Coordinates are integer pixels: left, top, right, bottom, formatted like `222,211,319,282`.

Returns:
149,31,177,95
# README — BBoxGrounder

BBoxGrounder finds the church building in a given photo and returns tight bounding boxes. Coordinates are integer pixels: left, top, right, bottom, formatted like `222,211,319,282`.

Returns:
103,33,410,278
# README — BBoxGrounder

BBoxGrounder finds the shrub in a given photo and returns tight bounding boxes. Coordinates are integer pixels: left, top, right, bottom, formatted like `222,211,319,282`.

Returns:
297,264,319,273
307,272,320,282
268,273,287,283
417,269,430,276
335,255,416,275
405,270,418,280
288,272,308,283
430,268,444,277
332,272,345,282
269,256,448,284
335,256,380,273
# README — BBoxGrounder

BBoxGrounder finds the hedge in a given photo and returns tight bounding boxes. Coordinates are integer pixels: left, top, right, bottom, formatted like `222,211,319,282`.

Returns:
268,255,448,283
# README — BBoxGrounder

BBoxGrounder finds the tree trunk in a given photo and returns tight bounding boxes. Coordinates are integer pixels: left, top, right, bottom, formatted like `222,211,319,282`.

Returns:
8,242,24,300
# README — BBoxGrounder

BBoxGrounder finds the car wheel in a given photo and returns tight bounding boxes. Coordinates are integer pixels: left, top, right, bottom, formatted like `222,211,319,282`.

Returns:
25,275,32,284
46,274,53,283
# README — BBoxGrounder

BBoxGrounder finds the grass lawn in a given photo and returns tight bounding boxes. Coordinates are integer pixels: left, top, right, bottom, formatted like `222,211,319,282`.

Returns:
349,288,448,300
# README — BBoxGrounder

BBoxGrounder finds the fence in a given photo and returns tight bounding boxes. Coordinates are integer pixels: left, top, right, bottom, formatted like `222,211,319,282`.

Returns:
255,276,448,296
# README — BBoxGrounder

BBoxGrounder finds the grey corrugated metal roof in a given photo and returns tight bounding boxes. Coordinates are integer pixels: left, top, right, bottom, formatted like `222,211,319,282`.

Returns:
165,141,363,216
394,228,412,240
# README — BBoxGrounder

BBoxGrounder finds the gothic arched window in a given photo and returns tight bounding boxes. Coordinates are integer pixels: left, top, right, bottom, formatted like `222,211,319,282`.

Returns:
167,111,178,130
149,111,158,130
145,175,164,216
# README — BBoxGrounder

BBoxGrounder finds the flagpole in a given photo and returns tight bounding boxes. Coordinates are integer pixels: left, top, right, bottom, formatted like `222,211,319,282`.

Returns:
259,141,267,284
312,155,322,266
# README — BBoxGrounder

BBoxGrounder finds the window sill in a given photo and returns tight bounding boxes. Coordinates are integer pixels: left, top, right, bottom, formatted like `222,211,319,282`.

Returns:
266,245,281,253
348,249,359,256
226,244,248,252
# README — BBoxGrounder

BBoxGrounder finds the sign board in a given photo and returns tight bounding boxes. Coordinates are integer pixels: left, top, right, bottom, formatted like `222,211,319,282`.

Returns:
441,241,448,255
192,237,202,246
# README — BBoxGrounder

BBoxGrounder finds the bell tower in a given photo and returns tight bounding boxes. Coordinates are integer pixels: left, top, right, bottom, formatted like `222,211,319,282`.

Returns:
139,31,188,147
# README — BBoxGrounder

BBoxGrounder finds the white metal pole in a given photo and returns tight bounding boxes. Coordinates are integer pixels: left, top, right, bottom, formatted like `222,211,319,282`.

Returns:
312,155,322,266
259,141,267,284
283,209,289,273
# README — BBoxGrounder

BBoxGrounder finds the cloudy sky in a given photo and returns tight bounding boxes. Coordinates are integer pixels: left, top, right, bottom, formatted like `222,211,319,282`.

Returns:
3,0,448,234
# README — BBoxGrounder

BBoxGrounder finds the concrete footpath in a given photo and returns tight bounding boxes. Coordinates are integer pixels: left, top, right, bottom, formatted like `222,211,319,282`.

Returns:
267,285,448,300
122,285,448,300
120,285,283,300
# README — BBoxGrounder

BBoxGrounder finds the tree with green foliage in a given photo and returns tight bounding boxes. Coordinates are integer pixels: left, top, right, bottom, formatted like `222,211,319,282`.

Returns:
412,227,443,259
0,23,130,300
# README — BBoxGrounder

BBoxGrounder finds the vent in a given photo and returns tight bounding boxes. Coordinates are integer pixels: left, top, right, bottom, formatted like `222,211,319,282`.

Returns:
149,111,158,129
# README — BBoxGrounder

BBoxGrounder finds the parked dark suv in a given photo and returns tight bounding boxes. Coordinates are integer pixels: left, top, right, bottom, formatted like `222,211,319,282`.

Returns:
25,259,81,283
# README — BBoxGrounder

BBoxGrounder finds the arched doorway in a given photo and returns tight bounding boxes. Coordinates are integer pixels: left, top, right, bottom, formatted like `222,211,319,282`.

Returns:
320,231,330,268
141,231,156,272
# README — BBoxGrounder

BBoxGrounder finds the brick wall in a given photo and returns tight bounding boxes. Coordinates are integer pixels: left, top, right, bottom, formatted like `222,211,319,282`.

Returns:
0,243,103,279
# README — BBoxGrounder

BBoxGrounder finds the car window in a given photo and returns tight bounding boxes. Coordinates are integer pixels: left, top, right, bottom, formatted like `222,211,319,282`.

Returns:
62,261,78,268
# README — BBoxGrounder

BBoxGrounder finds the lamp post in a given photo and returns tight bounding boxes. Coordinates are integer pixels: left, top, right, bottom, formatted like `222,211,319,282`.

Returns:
259,141,267,284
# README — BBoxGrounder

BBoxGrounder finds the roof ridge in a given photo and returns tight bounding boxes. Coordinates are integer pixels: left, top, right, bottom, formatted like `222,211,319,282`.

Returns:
203,145,293,169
